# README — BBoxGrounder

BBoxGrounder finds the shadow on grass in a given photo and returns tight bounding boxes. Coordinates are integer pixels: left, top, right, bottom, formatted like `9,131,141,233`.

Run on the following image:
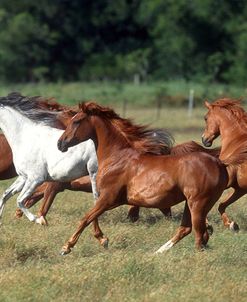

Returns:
100,208,183,227
15,246,49,263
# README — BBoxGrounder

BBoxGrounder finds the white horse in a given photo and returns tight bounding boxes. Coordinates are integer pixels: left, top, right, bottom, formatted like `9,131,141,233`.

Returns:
0,93,98,225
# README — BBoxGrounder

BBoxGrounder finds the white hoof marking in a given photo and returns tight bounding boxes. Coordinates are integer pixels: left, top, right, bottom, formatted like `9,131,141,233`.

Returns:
155,239,174,254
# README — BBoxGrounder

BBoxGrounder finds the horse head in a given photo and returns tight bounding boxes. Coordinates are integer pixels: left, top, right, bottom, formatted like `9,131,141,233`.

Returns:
202,101,220,147
57,106,93,152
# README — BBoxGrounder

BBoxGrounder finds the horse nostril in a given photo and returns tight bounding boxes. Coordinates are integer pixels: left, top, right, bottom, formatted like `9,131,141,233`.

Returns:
202,136,212,147
57,140,62,150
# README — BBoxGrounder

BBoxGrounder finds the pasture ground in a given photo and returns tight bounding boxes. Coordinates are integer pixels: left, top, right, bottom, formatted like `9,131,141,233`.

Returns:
0,105,247,302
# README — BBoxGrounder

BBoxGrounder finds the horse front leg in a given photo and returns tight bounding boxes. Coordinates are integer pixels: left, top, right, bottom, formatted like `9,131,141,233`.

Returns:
14,182,47,218
127,205,140,222
88,167,109,248
127,206,172,222
60,193,119,255
155,201,192,254
16,180,44,222
218,188,246,231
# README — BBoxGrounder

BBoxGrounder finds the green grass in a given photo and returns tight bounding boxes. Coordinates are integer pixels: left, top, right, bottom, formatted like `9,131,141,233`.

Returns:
0,98,247,301
0,80,246,107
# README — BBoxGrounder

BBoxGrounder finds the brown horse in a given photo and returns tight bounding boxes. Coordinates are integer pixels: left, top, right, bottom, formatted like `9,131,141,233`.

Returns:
128,140,220,222
13,95,220,226
202,98,247,231
57,102,228,255
0,134,16,180
15,97,217,224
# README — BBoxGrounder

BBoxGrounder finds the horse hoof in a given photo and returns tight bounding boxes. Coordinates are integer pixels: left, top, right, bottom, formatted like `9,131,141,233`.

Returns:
127,214,139,222
60,246,71,256
206,224,214,236
15,209,23,219
35,216,48,226
100,237,109,249
30,215,38,222
229,221,239,232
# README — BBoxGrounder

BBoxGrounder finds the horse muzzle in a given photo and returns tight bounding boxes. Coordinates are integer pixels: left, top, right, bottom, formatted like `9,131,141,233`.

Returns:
57,139,69,152
201,136,212,147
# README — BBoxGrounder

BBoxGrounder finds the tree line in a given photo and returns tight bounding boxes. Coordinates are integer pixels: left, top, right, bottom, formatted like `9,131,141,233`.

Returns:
0,0,246,85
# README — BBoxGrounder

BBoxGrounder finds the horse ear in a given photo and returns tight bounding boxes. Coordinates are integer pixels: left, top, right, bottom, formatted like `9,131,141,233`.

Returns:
204,101,212,109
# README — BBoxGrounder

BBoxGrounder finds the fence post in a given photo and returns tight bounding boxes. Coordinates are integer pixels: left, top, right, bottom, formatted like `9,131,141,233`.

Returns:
156,98,162,120
187,89,194,117
122,99,127,118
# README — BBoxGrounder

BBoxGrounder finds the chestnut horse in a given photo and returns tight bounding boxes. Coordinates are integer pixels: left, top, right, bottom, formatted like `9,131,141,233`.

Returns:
202,98,247,231
128,140,220,222
57,102,227,255
0,134,16,180
13,95,220,226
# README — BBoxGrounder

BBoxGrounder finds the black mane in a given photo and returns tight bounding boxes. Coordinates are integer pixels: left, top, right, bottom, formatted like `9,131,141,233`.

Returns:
0,92,60,127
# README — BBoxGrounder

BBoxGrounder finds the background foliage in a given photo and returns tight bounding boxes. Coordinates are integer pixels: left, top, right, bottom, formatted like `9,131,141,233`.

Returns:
0,0,247,85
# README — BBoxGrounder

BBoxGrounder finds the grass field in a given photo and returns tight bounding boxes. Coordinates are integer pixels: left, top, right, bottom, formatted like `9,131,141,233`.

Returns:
0,89,247,302
0,80,246,108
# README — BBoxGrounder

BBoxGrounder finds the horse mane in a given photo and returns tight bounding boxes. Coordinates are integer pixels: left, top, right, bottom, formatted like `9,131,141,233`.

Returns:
210,98,247,165
171,141,220,158
210,98,247,126
79,102,174,155
0,92,69,127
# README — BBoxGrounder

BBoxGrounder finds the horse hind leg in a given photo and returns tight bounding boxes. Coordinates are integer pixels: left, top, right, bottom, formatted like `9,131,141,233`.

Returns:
35,182,65,226
189,197,216,250
218,188,245,232
155,202,192,254
0,176,25,221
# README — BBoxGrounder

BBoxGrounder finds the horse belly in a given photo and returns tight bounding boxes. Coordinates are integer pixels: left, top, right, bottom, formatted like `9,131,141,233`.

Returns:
48,161,88,182
127,175,183,208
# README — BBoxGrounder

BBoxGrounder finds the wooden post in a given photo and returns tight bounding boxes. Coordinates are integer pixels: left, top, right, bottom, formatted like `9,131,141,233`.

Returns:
188,89,194,117
156,98,162,120
122,99,127,118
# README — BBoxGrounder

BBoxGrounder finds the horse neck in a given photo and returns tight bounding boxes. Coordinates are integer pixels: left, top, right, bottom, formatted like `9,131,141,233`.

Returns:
92,116,130,164
218,113,247,158
0,107,34,148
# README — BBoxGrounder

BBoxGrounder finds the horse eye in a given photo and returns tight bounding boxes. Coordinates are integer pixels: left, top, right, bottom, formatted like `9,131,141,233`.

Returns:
204,116,207,121
73,119,81,125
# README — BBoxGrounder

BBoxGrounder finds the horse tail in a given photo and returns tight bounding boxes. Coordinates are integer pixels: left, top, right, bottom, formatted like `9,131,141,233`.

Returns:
171,141,221,158
145,128,175,155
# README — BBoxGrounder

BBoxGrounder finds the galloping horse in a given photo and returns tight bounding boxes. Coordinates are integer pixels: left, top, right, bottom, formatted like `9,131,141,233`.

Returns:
0,97,94,225
202,98,247,230
57,102,227,255
13,102,94,224
3,94,220,226
128,140,220,222
0,93,111,247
